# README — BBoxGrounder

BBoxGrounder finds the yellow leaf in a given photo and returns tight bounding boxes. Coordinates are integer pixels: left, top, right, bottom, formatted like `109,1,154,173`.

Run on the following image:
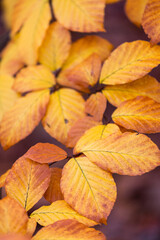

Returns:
5,157,51,211
31,200,97,227
102,75,160,107
26,218,36,237
0,90,50,150
0,74,19,121
81,132,160,176
32,219,106,240
125,0,148,27
13,65,56,93
11,0,38,36
0,38,24,75
0,234,31,240
18,0,51,65
106,0,121,4
38,21,71,71
25,143,67,164
74,123,121,154
100,40,160,85
67,117,100,148
58,54,101,92
0,169,10,188
61,157,117,223
2,0,17,28
42,88,85,145
112,96,160,133
142,0,160,44
62,35,113,71
44,168,64,203
53,0,105,32
85,92,107,121
0,196,28,234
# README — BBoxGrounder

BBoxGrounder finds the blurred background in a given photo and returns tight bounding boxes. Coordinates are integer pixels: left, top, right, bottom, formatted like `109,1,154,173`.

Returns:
0,0,160,239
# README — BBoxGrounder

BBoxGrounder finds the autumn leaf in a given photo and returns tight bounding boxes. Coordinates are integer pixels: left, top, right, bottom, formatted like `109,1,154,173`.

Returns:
44,168,64,203
74,123,121,154
100,40,160,85
26,218,37,237
0,196,28,234
0,169,10,188
2,0,17,28
5,157,51,211
125,0,148,27
0,74,19,121
61,156,117,223
17,0,51,65
112,96,160,133
0,90,50,150
42,88,85,145
106,0,121,4
0,37,24,75
11,0,38,36
66,117,99,148
0,234,31,240
80,132,160,175
31,200,97,227
102,75,160,107
13,65,56,93
85,92,107,121
25,143,67,164
32,219,106,240
53,0,105,32
142,0,160,44
38,21,71,71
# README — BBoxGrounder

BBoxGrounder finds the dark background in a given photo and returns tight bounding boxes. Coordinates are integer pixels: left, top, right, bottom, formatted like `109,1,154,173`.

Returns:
0,1,160,239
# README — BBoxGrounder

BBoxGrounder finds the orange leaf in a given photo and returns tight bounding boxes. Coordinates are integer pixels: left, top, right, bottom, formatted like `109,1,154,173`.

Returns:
11,0,38,36
58,54,101,92
0,90,50,150
13,65,55,93
0,74,19,121
142,0,160,44
74,123,121,154
125,0,148,27
26,218,36,237
66,117,100,148
0,37,24,75
103,75,160,107
38,21,71,71
5,157,51,211
0,170,10,188
53,0,105,32
42,88,85,145
0,196,28,234
85,92,107,121
31,200,97,227
100,40,160,85
0,234,31,240
17,0,51,65
106,0,121,3
80,132,160,175
32,219,106,240
112,96,160,133
44,168,64,203
61,157,117,223
25,143,67,164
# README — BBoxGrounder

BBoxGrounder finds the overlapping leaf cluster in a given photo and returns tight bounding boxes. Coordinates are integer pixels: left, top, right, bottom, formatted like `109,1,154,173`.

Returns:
0,0,160,239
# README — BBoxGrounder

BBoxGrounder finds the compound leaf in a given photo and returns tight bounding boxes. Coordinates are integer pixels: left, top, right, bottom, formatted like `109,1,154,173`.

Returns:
0,90,49,150
100,40,160,85
61,157,117,223
112,96,160,133
5,157,51,211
